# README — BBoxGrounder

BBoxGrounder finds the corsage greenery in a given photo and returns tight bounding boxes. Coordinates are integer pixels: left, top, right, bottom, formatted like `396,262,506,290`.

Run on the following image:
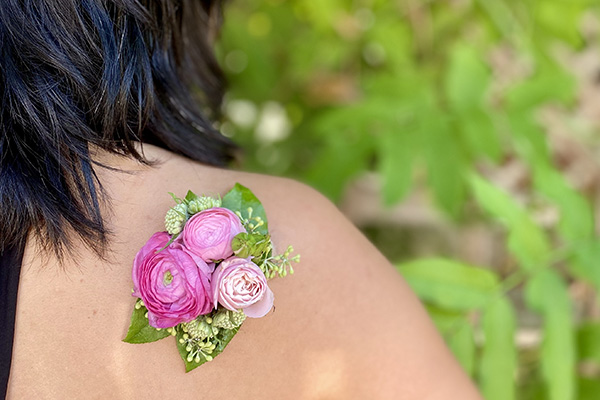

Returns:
123,183,299,372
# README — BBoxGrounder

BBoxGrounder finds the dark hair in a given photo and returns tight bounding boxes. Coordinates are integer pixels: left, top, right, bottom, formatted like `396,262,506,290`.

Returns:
0,0,236,258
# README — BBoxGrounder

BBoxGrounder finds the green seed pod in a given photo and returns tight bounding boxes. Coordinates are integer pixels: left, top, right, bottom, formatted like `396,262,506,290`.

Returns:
188,196,222,214
165,203,188,235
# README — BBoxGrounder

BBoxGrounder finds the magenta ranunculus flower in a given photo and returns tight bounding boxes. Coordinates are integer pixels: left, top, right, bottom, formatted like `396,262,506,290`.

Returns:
132,232,213,328
211,257,274,318
181,207,245,262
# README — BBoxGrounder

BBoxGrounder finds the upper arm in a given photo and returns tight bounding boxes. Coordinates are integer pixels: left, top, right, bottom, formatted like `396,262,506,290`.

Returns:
250,177,483,399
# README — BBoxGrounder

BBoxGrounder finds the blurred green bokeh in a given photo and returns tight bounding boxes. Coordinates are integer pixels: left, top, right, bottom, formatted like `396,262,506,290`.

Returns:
218,1,600,399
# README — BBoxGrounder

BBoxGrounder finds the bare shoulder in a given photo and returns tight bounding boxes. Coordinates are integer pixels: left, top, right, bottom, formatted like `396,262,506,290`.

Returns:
136,149,483,398
186,161,482,399
10,149,481,399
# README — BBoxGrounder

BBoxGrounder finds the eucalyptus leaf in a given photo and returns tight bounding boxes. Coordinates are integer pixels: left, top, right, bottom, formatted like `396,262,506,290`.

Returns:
222,183,269,235
123,304,170,344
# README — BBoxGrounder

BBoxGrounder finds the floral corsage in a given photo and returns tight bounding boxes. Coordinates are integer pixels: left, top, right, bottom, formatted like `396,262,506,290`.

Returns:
123,183,299,372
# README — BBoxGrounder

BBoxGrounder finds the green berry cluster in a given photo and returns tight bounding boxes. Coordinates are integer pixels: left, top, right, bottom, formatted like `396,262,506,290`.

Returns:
212,309,246,330
188,196,222,214
164,203,188,235
177,308,245,364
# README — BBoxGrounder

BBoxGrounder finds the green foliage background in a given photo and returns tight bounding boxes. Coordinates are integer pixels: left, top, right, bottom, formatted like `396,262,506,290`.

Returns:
217,1,600,398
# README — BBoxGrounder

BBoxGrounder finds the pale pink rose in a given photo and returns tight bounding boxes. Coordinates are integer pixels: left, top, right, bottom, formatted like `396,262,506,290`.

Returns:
211,257,274,318
132,232,213,328
181,207,245,262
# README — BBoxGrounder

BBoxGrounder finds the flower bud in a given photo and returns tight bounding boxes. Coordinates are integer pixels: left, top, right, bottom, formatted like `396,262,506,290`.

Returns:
164,203,188,235
212,308,246,329
188,196,222,214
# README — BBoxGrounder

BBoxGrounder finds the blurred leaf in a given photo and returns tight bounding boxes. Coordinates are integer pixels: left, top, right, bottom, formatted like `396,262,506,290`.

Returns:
425,304,468,334
507,218,552,272
470,175,551,271
397,258,499,310
448,322,476,377
536,2,585,47
479,297,517,400
459,110,501,162
508,114,552,166
469,174,524,226
421,109,466,216
506,67,575,111
578,378,600,400
378,123,417,205
445,44,490,113
525,270,576,400
533,164,594,243
570,240,600,292
304,130,374,201
577,322,600,364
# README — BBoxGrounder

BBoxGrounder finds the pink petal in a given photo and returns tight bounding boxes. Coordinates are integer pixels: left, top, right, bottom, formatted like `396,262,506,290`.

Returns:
243,286,274,318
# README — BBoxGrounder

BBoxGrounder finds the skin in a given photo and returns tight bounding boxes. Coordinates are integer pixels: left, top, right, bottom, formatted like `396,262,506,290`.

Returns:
7,144,483,399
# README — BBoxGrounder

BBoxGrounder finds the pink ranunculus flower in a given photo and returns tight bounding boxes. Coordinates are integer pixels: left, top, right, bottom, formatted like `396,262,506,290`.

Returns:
132,232,213,328
181,207,245,262
211,257,274,318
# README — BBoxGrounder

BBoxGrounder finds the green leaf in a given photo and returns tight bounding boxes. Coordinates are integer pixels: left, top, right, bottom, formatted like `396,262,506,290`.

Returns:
123,304,170,344
508,114,552,166
525,270,576,400
459,109,501,162
506,67,575,111
570,240,600,292
469,174,524,226
507,218,552,272
578,322,600,364
479,297,517,400
425,305,467,335
222,183,269,235
378,125,416,206
445,44,490,113
421,111,466,216
304,109,375,201
176,325,241,373
579,378,600,400
537,2,585,47
533,164,594,243
447,322,476,377
184,190,199,203
470,174,551,272
397,258,499,311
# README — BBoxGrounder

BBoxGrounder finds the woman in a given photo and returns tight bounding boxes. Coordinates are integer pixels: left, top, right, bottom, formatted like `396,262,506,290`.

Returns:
1,1,482,398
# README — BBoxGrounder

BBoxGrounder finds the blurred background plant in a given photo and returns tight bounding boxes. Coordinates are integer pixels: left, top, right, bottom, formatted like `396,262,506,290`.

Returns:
217,0,600,398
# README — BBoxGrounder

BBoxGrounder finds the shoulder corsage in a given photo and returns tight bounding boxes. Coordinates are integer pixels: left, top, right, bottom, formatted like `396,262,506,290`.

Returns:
123,183,299,372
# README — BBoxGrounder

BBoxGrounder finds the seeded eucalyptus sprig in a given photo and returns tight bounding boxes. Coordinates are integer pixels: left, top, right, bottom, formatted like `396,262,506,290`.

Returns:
260,245,300,279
